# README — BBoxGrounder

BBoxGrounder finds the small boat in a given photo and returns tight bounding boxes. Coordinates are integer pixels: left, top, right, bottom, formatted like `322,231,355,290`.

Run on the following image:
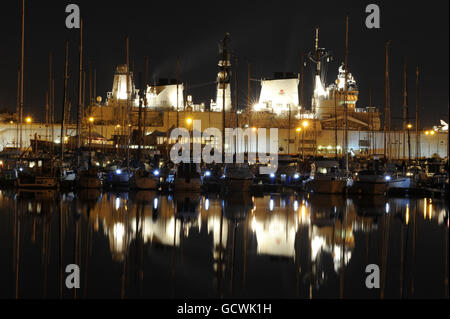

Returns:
351,170,412,195
303,161,347,194
172,163,202,192
59,167,77,189
221,163,254,193
79,167,102,189
267,155,301,185
0,168,18,187
106,167,133,188
16,158,58,189
130,167,160,190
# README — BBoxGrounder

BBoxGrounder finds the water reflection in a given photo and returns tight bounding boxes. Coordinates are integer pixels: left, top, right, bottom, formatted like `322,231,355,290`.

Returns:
0,188,447,299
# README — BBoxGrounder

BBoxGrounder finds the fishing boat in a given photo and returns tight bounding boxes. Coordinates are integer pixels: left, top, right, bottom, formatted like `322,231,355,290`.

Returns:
221,163,254,193
16,157,58,189
303,161,347,194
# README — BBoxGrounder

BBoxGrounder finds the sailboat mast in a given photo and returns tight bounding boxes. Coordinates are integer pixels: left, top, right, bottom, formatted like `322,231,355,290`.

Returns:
403,59,408,159
19,0,25,150
176,58,180,127
415,66,420,159
137,72,143,158
234,55,239,154
144,56,149,143
126,36,130,168
370,85,375,155
76,19,83,165
60,40,69,160
49,52,54,153
247,61,251,129
344,16,349,172
384,40,391,161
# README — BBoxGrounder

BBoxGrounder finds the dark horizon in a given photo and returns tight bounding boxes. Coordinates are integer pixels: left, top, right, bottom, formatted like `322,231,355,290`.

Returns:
0,0,448,129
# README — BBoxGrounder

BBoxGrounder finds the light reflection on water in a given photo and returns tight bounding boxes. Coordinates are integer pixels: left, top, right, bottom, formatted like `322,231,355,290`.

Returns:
0,189,448,299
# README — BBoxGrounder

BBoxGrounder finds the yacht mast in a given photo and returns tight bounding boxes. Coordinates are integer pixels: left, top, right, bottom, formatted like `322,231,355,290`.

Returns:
19,0,25,150
384,40,391,161
76,19,83,166
415,66,420,159
60,40,69,160
344,16,349,173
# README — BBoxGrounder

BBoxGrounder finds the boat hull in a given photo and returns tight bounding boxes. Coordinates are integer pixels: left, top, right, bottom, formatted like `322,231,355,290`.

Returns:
223,178,253,193
79,177,102,189
305,179,346,194
17,177,58,189
133,177,158,190
352,178,412,195
173,177,202,192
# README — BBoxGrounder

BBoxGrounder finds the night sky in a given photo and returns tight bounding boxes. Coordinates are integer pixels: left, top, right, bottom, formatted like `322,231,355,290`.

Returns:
1,0,448,129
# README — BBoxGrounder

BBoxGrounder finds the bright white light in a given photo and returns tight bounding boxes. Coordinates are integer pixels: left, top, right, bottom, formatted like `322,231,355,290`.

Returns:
153,169,160,176
385,203,390,214
253,103,264,111
153,198,158,210
205,199,210,211
384,175,391,181
205,171,211,177
115,198,121,210
116,169,122,175
293,200,299,212
314,75,327,97
269,199,274,211
294,173,300,179
270,173,275,179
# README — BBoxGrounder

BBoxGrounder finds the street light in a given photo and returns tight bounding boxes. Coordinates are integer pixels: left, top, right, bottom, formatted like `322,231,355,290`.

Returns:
407,124,412,163
25,116,32,124
186,117,193,145
89,117,94,149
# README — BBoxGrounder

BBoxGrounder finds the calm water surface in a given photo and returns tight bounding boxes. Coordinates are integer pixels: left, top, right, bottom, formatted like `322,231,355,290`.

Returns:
0,189,448,299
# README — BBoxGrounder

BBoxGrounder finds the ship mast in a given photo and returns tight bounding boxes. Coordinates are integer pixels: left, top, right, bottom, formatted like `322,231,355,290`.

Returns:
307,26,333,157
219,33,231,164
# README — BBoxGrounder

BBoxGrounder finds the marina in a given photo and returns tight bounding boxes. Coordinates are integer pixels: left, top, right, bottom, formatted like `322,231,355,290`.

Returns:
0,0,448,302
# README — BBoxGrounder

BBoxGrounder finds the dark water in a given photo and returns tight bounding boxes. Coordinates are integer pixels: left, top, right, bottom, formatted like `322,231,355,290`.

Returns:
0,189,448,299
